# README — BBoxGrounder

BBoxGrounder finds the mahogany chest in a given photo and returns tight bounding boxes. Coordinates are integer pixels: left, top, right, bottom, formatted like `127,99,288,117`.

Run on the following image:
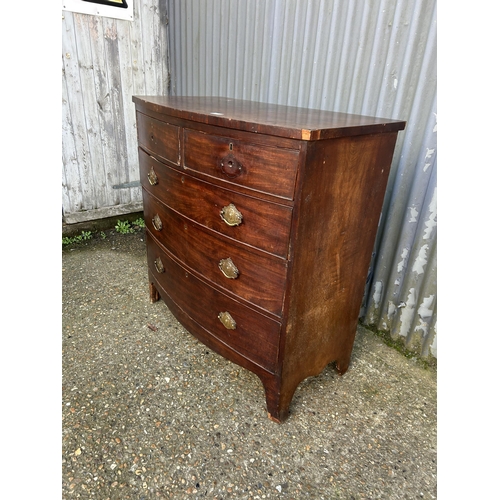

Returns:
132,96,405,422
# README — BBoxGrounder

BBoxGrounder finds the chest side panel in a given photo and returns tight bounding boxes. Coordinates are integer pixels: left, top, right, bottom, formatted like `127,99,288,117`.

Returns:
280,132,400,399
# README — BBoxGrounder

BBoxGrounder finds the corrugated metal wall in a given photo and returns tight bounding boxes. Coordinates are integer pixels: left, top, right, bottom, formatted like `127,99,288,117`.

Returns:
167,0,437,358
62,0,170,223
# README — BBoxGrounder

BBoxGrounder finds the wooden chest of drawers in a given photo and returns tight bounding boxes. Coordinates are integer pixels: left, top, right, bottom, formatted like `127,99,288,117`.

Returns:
132,96,405,422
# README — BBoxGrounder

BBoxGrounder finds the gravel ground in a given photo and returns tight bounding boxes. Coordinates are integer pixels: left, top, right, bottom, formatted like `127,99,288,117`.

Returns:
62,229,437,499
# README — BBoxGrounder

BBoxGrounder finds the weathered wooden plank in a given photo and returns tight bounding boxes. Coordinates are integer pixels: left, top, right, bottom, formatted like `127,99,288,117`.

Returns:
73,13,109,209
62,58,79,213
124,2,151,207
63,201,144,224
116,14,142,205
62,12,94,212
88,14,122,207
139,0,168,95
101,15,130,207
127,1,147,96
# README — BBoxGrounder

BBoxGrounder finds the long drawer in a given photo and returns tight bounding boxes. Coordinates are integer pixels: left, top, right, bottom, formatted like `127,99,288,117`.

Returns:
143,190,287,317
139,149,293,258
146,232,281,372
183,129,300,200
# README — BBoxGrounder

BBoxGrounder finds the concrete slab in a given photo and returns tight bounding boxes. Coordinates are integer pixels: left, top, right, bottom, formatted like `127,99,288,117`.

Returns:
62,230,437,499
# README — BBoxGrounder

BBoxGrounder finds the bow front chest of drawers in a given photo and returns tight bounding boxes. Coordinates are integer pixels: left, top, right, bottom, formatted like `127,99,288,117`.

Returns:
132,96,405,422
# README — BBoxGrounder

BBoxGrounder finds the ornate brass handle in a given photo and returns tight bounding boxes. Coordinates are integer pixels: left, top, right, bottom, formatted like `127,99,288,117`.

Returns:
220,203,243,227
154,256,164,273
147,166,158,185
218,311,236,330
152,214,163,231
218,257,239,279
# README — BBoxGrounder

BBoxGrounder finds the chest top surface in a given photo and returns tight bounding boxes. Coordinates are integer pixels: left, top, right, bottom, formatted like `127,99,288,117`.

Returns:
132,96,406,141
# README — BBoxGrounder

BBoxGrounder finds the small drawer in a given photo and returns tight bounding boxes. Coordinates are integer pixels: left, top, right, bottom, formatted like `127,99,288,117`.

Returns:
139,149,292,258
143,191,287,316
136,112,180,165
184,129,300,200
147,233,281,372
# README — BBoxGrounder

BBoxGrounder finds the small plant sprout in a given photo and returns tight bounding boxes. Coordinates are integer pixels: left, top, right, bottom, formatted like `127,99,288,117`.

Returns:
115,220,134,234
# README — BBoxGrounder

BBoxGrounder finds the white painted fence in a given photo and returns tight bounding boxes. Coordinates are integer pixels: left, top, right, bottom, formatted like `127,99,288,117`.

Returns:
62,0,170,223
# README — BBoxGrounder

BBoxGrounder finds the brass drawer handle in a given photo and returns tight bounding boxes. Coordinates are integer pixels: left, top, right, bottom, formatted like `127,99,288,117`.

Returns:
152,214,163,231
218,257,239,279
154,256,164,273
218,311,236,330
147,166,158,185
220,203,243,227
220,153,243,178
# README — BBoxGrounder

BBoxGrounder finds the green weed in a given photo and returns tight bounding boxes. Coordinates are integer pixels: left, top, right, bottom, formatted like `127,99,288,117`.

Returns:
132,218,145,228
62,231,93,246
115,220,134,234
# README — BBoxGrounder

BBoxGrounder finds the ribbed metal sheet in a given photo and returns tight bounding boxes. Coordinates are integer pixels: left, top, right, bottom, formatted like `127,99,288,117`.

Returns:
167,0,437,358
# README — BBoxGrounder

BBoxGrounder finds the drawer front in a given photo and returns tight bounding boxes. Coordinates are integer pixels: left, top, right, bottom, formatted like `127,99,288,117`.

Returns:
139,149,292,258
147,233,280,372
184,129,300,200
143,190,287,317
137,112,180,165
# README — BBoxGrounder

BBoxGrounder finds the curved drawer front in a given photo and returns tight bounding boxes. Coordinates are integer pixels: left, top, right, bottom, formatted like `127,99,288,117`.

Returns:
143,191,287,317
184,129,299,200
137,112,180,165
147,233,281,372
139,149,292,258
